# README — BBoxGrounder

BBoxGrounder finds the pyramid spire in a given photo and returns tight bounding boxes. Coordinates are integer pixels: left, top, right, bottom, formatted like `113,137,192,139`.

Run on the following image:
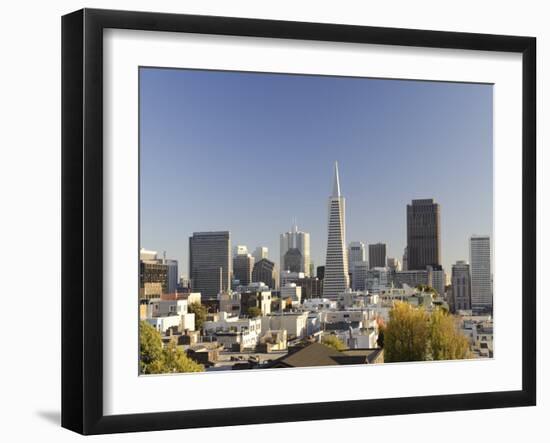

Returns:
332,161,341,197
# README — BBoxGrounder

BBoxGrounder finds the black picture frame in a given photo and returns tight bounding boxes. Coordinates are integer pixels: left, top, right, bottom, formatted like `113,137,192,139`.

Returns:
61,8,536,435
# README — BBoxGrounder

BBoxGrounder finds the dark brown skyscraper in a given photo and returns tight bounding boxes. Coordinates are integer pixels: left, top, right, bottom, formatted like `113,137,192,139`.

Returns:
251,258,278,289
189,231,231,300
406,199,441,270
368,243,386,269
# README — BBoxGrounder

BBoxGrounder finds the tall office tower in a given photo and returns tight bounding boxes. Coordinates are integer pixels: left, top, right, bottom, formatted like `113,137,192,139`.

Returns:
351,261,369,291
402,247,408,271
348,241,366,268
252,246,269,262
280,224,311,276
233,245,249,256
233,253,254,286
189,231,231,300
252,258,278,290
283,248,303,273
451,260,472,313
322,162,349,298
163,258,178,294
470,235,492,312
309,261,315,278
316,266,325,280
368,243,387,269
406,199,441,270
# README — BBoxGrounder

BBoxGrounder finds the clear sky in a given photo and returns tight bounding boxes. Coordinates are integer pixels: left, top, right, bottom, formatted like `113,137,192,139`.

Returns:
140,67,493,277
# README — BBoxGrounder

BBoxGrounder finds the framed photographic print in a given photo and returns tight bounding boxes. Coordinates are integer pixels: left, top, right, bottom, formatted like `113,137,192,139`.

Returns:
61,8,536,435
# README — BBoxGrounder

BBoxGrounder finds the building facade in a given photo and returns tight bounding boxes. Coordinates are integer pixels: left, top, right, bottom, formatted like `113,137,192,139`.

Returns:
251,258,278,289
368,243,386,269
427,264,445,296
451,260,472,312
394,269,429,288
406,199,441,270
189,231,231,300
470,235,492,312
348,241,366,271
351,260,369,291
365,267,390,293
280,224,311,276
323,162,350,298
252,246,269,262
233,253,254,286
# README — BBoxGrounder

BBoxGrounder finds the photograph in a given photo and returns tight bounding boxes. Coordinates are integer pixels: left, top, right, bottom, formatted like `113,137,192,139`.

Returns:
138,67,494,374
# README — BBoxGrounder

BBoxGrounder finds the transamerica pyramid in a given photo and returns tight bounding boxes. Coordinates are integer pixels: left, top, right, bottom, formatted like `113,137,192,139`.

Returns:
322,162,350,298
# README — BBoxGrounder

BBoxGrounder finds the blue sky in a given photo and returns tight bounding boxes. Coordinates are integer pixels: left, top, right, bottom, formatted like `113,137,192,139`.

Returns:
140,68,493,277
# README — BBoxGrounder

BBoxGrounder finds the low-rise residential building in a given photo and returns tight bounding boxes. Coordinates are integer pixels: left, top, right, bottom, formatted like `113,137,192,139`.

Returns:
146,315,182,334
265,342,383,368
257,330,288,353
203,314,262,350
237,285,272,315
302,298,337,311
261,311,309,340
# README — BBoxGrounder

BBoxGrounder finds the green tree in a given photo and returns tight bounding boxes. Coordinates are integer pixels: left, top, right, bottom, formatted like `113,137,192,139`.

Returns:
384,302,430,362
139,321,204,374
247,306,262,318
416,284,436,294
140,321,164,374
322,335,347,351
428,308,470,360
188,302,207,331
163,338,204,373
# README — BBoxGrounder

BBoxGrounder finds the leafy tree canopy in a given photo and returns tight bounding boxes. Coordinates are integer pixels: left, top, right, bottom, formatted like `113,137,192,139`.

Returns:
384,302,470,363
322,335,347,351
140,321,204,374
188,302,207,331
247,306,262,318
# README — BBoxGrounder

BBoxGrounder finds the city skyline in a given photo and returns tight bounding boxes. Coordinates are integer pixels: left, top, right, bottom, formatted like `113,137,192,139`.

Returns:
140,68,493,276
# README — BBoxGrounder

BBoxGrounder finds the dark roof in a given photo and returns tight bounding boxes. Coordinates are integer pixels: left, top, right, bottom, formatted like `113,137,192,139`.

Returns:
265,342,382,368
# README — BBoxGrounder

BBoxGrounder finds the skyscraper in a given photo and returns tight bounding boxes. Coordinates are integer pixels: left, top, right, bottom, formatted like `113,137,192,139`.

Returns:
280,224,311,276
368,243,387,269
233,245,249,256
451,260,471,312
351,261,369,291
252,258,278,289
189,231,231,300
348,241,366,271
283,248,303,273
470,235,492,312
322,162,349,298
406,199,441,270
233,253,254,286
252,246,269,262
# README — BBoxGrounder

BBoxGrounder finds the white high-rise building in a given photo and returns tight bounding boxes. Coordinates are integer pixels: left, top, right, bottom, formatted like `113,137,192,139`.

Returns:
322,162,349,298
252,246,269,262
348,241,366,271
233,245,249,256
470,235,492,312
280,224,311,276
